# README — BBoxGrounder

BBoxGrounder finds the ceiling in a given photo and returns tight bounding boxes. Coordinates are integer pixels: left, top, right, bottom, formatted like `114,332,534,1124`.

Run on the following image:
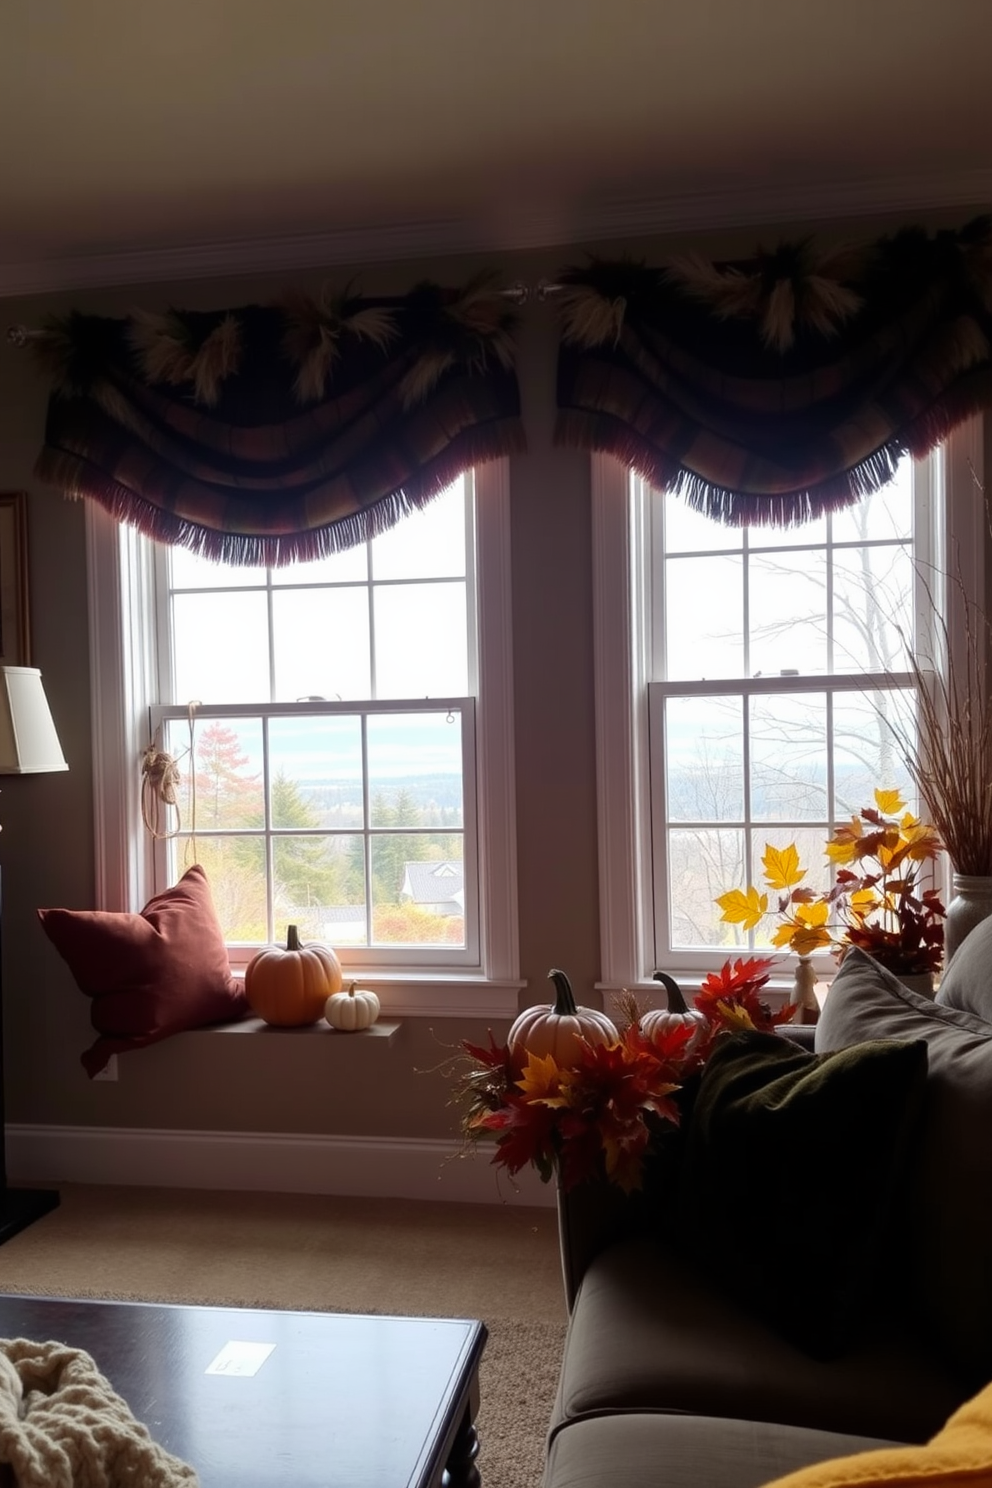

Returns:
3,0,992,296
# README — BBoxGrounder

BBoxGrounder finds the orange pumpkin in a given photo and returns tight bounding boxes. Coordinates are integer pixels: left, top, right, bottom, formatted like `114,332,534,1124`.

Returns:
245,925,343,1027
507,968,617,1071
640,970,706,1050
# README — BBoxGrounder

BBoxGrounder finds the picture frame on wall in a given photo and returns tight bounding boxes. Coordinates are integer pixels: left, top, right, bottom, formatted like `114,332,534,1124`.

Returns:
0,493,30,666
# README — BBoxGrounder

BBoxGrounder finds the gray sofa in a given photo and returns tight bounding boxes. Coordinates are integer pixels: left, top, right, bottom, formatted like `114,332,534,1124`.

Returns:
542,929,992,1488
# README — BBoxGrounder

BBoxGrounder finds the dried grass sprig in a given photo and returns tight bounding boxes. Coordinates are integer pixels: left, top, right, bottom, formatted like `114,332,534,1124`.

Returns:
880,523,992,876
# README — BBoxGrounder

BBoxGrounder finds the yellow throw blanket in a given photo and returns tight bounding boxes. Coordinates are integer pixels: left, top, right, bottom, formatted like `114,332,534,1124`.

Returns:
0,1337,199,1488
761,1380,992,1488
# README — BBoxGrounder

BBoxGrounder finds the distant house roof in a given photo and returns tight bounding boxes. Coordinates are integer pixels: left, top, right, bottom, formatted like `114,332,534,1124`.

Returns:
400,860,464,911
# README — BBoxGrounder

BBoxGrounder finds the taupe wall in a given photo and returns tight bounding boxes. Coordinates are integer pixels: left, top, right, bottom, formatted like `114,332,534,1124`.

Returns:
0,207,986,1146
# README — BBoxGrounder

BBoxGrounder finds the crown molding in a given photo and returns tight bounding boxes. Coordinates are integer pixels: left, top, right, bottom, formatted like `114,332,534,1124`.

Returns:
3,167,992,300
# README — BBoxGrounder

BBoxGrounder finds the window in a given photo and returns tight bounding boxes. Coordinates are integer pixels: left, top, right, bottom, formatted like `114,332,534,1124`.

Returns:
592,420,985,989
88,462,520,1016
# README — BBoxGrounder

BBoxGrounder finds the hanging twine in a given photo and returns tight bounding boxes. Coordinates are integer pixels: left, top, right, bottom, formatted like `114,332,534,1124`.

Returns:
0,1336,200,1487
140,705,200,861
141,741,182,839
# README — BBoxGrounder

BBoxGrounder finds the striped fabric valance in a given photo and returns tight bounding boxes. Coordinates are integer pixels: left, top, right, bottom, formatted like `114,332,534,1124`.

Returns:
554,217,992,526
31,274,524,566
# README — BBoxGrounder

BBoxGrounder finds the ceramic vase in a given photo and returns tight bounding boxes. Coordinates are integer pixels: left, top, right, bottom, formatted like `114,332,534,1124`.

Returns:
944,874,992,967
793,957,819,1023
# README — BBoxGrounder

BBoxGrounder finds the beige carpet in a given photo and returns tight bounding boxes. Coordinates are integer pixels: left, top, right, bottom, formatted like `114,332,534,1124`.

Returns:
0,1185,569,1488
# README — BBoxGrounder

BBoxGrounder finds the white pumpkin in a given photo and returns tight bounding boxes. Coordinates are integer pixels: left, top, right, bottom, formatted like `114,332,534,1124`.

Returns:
325,981,381,1032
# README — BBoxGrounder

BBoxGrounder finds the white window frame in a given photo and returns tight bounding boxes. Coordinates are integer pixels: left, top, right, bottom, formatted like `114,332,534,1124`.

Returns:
87,460,522,1018
592,419,986,993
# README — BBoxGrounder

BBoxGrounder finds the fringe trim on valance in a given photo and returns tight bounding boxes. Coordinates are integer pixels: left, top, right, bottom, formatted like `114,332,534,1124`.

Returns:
31,278,524,562
36,418,525,568
554,217,992,525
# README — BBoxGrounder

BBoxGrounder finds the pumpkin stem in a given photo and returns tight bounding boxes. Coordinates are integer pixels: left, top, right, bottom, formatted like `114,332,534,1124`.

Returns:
286,925,301,951
547,968,578,1016
348,981,356,996
652,970,689,1015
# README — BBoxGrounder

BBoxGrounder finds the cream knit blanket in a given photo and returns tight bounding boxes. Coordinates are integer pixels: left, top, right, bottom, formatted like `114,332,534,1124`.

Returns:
0,1337,200,1488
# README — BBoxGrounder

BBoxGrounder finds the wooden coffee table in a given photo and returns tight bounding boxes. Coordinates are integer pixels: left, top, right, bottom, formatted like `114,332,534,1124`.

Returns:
0,1294,487,1487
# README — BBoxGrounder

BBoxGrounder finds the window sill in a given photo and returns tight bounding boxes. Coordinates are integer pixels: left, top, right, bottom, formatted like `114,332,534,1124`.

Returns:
209,1017,403,1042
230,974,525,1020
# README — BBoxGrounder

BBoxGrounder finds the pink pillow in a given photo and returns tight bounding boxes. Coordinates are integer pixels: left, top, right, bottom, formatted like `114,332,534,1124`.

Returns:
38,865,249,1077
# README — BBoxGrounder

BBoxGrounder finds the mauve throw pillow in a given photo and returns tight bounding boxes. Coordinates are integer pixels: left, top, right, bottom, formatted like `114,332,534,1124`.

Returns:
38,865,249,1077
817,948,992,1386
677,1029,928,1360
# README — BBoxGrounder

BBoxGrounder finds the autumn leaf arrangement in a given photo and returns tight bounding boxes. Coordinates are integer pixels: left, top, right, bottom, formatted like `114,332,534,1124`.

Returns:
717,789,945,977
448,960,796,1195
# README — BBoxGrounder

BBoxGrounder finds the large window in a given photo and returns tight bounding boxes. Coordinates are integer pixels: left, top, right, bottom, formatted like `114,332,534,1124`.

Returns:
89,463,520,1016
591,421,985,989
150,478,478,966
648,456,926,963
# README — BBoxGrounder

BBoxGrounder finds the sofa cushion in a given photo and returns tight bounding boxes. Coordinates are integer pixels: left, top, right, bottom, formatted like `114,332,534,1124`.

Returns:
675,1030,928,1359
935,914,992,1023
543,1413,898,1488
815,948,992,1386
553,1236,965,1445
758,1376,992,1488
38,864,249,1077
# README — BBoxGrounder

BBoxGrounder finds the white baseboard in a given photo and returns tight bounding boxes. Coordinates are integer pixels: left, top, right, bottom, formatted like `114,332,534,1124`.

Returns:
6,1124,557,1208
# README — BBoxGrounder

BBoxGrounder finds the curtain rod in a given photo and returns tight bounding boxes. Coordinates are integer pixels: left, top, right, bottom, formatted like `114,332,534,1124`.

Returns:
5,280,564,345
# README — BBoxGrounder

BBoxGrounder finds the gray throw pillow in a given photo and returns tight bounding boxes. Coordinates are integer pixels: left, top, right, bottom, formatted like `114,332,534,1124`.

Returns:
816,948,992,1386
936,914,992,1023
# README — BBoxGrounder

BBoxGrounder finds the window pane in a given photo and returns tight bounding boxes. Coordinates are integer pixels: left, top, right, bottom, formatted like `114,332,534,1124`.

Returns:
173,591,270,702
665,696,743,822
371,479,466,580
668,827,744,949
170,548,261,590
752,824,832,947
749,692,828,822
170,835,267,943
749,551,827,676
271,545,368,585
318,850,370,948
665,555,743,680
167,716,264,829
371,834,465,947
373,582,468,697
831,461,913,544
751,516,827,548
367,712,464,830
831,543,912,673
273,835,354,938
662,495,740,555
271,588,371,700
832,689,917,819
268,716,364,827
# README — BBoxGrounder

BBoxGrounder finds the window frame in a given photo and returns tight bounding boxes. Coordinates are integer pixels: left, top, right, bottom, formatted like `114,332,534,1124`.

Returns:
591,419,986,993
87,459,522,1018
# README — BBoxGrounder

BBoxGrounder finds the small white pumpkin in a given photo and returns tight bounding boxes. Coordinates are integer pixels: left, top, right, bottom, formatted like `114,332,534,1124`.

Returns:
325,981,381,1032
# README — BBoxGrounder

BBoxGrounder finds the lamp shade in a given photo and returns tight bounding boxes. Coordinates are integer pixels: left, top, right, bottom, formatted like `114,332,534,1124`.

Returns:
0,667,68,774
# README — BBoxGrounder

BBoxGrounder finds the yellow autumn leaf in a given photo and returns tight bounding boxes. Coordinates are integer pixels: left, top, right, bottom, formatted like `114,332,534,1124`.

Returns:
794,900,829,928
715,886,768,929
790,924,833,957
875,787,905,816
849,887,880,916
771,922,801,948
762,843,806,892
515,1051,561,1101
825,817,863,862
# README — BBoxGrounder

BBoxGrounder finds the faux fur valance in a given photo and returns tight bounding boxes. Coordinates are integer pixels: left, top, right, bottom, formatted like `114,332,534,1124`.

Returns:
31,274,524,566
554,217,992,526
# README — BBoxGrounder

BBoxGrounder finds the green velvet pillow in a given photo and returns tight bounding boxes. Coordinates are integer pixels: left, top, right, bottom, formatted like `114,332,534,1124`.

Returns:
676,1030,928,1360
